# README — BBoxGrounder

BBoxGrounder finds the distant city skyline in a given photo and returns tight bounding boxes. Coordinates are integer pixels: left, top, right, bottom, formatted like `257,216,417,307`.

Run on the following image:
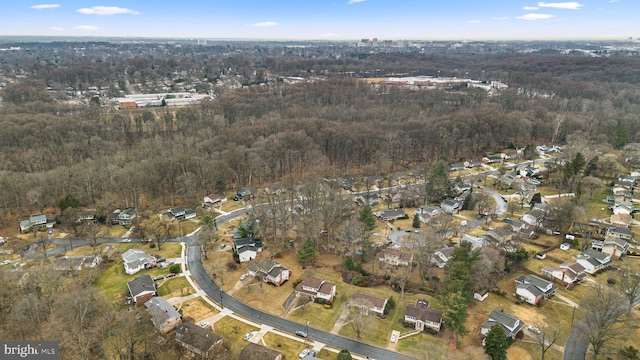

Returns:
1,1,637,40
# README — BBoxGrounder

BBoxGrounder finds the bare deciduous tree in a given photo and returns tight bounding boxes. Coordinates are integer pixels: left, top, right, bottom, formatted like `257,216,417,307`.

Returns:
615,261,640,317
346,299,372,338
530,318,563,360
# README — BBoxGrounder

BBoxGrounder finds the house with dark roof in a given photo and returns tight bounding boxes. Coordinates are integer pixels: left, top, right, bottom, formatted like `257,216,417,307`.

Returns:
606,227,633,241
145,297,182,333
416,205,443,222
601,237,629,259
374,208,406,221
233,238,263,263
294,277,336,302
128,275,157,305
432,246,455,268
480,310,525,339
121,248,157,275
486,227,514,243
111,208,137,225
239,343,282,360
350,292,387,316
403,299,443,332
378,247,413,267
167,207,196,221
175,322,223,358
440,199,462,214
515,275,557,305
541,262,587,286
247,259,290,286
576,249,613,274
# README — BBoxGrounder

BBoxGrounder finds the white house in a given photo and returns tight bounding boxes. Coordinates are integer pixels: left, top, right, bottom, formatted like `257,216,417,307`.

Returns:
350,292,387,316
247,259,290,286
432,247,455,268
576,249,613,274
541,262,587,286
403,300,443,332
601,237,629,259
294,277,337,301
515,275,557,305
378,247,413,266
203,193,227,207
121,249,157,275
481,310,525,338
460,234,487,250
233,238,262,263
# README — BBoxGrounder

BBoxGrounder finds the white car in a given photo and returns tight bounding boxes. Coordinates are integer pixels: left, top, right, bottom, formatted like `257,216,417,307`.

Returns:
390,333,398,343
0,260,11,266
527,326,541,334
243,332,255,341
240,273,249,281
120,238,132,243
298,349,310,359
200,321,209,328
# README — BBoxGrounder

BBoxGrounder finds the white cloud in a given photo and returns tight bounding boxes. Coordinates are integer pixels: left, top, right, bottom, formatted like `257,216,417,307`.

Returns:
468,20,481,24
252,21,278,27
517,13,555,20
50,26,64,31
492,16,510,20
30,4,59,9
523,6,539,10
608,0,620,2
537,2,584,9
320,33,340,38
73,25,100,30
77,6,139,15
347,0,367,4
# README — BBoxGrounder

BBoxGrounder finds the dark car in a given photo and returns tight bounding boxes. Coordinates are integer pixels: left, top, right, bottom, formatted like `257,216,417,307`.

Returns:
157,257,166,263
165,273,176,278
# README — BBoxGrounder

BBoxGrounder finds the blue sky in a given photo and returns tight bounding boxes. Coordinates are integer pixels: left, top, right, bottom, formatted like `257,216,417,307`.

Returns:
1,1,637,40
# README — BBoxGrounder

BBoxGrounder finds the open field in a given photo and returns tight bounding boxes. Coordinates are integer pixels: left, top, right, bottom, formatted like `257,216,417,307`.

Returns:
177,297,218,323
157,276,194,297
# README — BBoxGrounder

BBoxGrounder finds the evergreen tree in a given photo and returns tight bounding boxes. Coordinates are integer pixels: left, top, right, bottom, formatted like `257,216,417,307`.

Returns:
358,205,376,232
613,127,631,149
297,239,317,266
440,291,469,349
412,213,421,228
484,324,509,360
336,349,352,360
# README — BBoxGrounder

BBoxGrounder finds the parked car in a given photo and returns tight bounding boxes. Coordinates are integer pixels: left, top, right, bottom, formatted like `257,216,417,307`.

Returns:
298,349,310,359
243,332,255,341
12,263,20,268
120,238,131,243
0,260,11,266
200,321,209,328
535,252,547,260
240,273,249,281
157,257,166,263
154,275,164,281
390,333,398,343
527,326,541,334
295,330,308,338
165,273,176,278
220,244,227,249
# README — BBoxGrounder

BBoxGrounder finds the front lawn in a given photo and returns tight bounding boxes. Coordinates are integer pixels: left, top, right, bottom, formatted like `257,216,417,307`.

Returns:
213,317,259,357
262,332,309,359
178,297,218,323
156,276,194,297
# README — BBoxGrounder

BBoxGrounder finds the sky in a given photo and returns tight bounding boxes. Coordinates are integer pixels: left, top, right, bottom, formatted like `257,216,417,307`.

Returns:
1,1,637,40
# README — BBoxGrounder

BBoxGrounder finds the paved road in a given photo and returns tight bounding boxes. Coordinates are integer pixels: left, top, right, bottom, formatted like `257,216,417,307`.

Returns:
563,320,588,360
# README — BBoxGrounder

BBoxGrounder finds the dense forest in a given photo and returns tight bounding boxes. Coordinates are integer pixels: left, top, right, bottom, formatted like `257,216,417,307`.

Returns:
1,48,640,220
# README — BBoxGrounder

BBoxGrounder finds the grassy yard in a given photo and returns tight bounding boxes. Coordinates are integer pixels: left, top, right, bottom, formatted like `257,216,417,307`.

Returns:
156,276,194,297
262,332,309,359
509,340,563,360
212,317,259,357
177,297,218,323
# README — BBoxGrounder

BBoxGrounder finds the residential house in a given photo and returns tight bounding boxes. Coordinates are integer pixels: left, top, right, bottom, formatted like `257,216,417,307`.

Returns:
602,237,629,259
416,205,443,218
432,247,455,268
233,187,256,201
403,299,443,332
612,201,634,216
76,211,96,223
247,259,290,286
374,208,406,221
515,275,557,305
385,189,403,203
239,343,282,360
521,205,547,228
610,214,632,228
449,163,466,172
232,238,263,263
503,218,529,232
121,249,157,275
203,193,227,207
541,262,587,286
378,247,413,266
486,227,514,243
499,173,517,188
614,189,633,203
111,208,137,225
480,310,525,339
294,277,337,302
19,214,56,233
175,322,223,359
460,234,487,250
474,289,490,302
168,207,196,221
464,160,484,169
128,275,157,305
264,185,286,195
576,249,613,274
440,200,462,214
53,255,100,271
145,297,182,333
355,193,380,206
606,227,633,241
350,292,388,316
